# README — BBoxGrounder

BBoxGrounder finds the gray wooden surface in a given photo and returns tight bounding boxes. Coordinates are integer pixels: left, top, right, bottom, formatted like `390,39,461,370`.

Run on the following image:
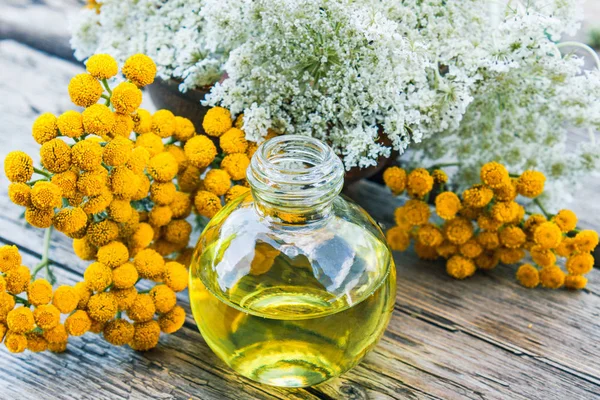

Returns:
1,2,600,399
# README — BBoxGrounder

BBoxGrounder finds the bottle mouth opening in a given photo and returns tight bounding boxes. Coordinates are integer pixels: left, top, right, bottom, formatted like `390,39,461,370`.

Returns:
247,135,344,214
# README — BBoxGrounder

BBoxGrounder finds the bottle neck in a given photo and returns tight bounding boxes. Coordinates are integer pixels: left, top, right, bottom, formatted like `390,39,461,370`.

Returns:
246,135,344,225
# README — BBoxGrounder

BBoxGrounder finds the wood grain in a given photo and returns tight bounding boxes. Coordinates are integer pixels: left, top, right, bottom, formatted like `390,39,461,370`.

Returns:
1,11,600,399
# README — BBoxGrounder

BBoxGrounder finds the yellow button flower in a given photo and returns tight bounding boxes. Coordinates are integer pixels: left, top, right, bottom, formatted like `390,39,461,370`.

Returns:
77,168,108,197
72,139,103,171
5,332,27,353
103,319,134,346
0,292,16,323
27,279,53,306
97,241,129,268
25,206,54,228
490,201,520,223
383,166,407,195
31,181,62,210
530,246,556,268
431,169,448,185
480,162,509,188
462,184,494,208
493,179,517,202
82,188,114,214
43,323,68,344
7,307,35,334
173,116,195,142
194,190,222,218
555,237,577,258
150,182,176,205
65,310,92,336
564,275,588,290
112,263,138,289
574,230,599,252
553,209,577,233
158,305,185,334
103,136,133,166
446,255,476,279
130,320,161,351
417,224,443,247
163,261,188,292
414,241,439,260
566,253,594,275
74,281,92,310
26,331,48,353
401,199,430,226
82,104,116,136
53,285,80,314
52,170,78,198
33,304,60,330
131,223,154,250
0,245,21,273
221,153,250,181
112,113,134,138
149,205,173,227
6,265,31,294
57,110,84,138
476,231,500,250
132,109,153,134
84,262,113,292
110,286,138,311
111,82,143,114
32,112,58,144
86,53,118,79
149,285,176,314
122,54,156,87
48,341,68,353
4,151,34,183
151,109,176,138
406,168,434,198
134,248,165,280
127,294,156,323
220,128,248,154
178,165,202,193
533,222,562,249
516,170,545,198
126,146,151,173
8,182,31,207
386,226,410,251
73,238,97,261
184,135,217,168
131,173,151,201
165,144,188,174
203,107,232,137
163,219,192,245
247,142,259,159
204,168,231,196
53,207,88,234
523,214,546,238
539,266,565,289
497,247,525,264
148,152,178,182
109,166,140,199
87,292,118,322
516,264,539,288
443,217,474,245
224,185,250,204
86,219,119,247
68,73,103,107
475,251,500,270
459,239,483,259
435,191,461,220
499,225,526,249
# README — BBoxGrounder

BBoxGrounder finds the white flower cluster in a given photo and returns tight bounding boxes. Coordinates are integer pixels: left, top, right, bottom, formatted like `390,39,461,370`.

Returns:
70,0,223,91
202,0,471,169
70,0,600,203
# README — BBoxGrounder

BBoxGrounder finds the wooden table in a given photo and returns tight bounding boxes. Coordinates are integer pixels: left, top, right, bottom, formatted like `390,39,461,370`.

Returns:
1,2,600,399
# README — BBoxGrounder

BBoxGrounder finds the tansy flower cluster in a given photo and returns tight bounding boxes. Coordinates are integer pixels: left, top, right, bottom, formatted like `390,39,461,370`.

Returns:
2,53,252,354
383,162,598,290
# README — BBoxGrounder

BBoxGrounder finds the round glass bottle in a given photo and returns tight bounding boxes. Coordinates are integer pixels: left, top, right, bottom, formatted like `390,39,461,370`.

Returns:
189,135,396,387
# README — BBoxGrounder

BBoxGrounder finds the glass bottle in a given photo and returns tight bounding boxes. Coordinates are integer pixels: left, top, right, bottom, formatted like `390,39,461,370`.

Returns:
189,135,396,388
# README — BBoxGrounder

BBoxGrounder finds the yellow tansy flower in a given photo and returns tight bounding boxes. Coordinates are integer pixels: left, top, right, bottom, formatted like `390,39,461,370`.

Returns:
564,275,588,290
383,166,407,195
184,135,217,168
386,226,410,251
111,82,142,114
74,281,92,310
446,255,476,279
53,285,80,314
553,209,577,233
406,168,433,198
7,307,35,334
516,264,539,288
163,261,188,292
5,332,27,353
221,153,250,181
86,219,119,247
499,225,526,249
126,146,151,173
574,230,599,253
173,116,195,142
435,191,461,220
165,144,188,174
82,188,113,214
497,247,525,264
72,139,103,171
57,110,84,138
149,285,176,314
65,310,92,336
31,181,62,210
148,205,173,228
566,253,594,275
151,109,176,138
443,217,474,245
474,251,500,270
476,231,500,250
150,182,176,205
130,320,161,351
68,73,103,107
8,182,31,207
26,331,48,353
110,287,137,311
431,169,448,185
220,128,248,154
414,241,439,260
490,201,520,223
401,199,430,226
86,292,118,322
127,294,156,322
4,151,34,183
52,170,78,198
86,53,118,79
109,166,140,199
417,224,444,247
436,241,458,259
84,262,113,292
25,206,54,228
103,136,133,166
33,304,60,330
459,239,483,259
203,106,232,137
555,237,577,258
32,112,58,144
122,54,156,87
533,222,562,249
103,319,134,346
163,219,192,245
516,170,546,198
194,190,222,218
530,246,556,268
112,263,138,289
148,152,179,182
224,185,250,204
0,245,21,273
131,223,154,250
493,179,517,202
82,104,116,136
111,112,134,138
539,266,565,289
178,166,202,193
204,169,231,196
158,305,185,334
53,207,88,234
97,241,129,268
132,109,153,134
480,162,509,188
462,184,494,208
134,248,166,280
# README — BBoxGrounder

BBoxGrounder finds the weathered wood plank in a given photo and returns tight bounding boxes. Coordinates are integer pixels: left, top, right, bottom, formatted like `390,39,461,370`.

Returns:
2,38,600,400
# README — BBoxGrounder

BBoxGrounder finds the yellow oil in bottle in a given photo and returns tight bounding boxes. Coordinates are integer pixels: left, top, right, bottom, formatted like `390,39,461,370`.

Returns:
189,240,396,388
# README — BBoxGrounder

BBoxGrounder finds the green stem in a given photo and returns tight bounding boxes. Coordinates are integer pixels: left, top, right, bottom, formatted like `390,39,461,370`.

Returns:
509,173,520,178
533,198,552,220
27,178,48,187
33,167,52,179
14,295,31,307
101,79,112,95
429,162,460,170
32,226,54,282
